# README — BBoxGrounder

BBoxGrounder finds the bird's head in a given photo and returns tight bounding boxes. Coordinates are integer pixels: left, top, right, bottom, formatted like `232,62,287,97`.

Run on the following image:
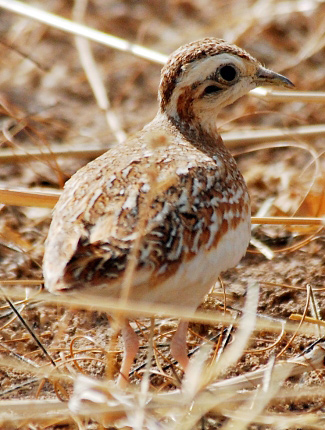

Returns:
158,38,293,136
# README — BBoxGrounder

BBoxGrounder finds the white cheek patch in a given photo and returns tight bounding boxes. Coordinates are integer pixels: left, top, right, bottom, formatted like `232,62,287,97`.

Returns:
168,54,244,119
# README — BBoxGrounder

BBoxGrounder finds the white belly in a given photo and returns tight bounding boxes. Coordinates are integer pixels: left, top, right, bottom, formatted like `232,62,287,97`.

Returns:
134,218,251,309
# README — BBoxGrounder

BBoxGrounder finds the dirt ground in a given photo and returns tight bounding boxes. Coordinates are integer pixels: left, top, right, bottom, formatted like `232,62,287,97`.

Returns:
0,1,325,429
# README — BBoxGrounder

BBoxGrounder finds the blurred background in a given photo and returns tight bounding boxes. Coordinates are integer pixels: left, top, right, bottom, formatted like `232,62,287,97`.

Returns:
0,1,324,428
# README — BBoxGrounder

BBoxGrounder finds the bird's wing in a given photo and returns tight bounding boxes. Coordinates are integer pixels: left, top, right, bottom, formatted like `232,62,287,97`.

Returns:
43,128,248,295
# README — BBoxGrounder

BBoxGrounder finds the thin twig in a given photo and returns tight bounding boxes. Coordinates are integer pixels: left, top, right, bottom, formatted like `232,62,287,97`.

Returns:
1,187,324,226
0,287,57,367
72,0,126,143
1,125,325,164
1,1,324,105
0,0,167,64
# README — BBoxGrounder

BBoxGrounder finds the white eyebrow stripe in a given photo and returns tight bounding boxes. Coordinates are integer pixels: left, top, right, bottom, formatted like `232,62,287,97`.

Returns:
179,53,243,86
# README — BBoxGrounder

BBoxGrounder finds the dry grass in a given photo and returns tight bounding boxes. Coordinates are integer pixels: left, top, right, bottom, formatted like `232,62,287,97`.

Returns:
0,0,325,429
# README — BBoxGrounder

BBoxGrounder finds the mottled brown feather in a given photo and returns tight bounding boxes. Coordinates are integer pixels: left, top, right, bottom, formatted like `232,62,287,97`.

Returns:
44,115,250,297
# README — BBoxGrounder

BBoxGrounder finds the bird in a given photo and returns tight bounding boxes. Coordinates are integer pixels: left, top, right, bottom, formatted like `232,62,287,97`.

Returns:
43,37,294,386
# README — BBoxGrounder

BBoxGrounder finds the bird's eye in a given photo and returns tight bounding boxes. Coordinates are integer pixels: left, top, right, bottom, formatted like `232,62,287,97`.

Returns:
219,65,238,82
203,85,221,95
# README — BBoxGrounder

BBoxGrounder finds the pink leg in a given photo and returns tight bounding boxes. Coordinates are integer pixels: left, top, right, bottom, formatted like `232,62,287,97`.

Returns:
116,321,140,388
170,320,189,369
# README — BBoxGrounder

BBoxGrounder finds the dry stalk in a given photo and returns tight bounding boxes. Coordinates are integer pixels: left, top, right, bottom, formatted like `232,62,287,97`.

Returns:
1,286,318,337
0,398,71,427
250,198,275,259
245,322,286,354
0,0,167,64
261,280,325,292
0,280,43,287
1,0,324,105
1,187,324,227
205,283,259,384
276,284,312,358
0,187,60,208
270,226,323,253
290,314,325,327
251,87,325,102
66,339,325,428
0,143,105,162
72,0,126,144
1,124,325,164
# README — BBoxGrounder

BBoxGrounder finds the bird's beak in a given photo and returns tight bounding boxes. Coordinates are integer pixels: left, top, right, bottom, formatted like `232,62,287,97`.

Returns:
256,66,294,88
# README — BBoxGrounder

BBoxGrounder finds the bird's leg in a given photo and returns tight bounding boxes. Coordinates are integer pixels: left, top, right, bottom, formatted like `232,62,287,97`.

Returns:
116,320,140,388
170,320,189,369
